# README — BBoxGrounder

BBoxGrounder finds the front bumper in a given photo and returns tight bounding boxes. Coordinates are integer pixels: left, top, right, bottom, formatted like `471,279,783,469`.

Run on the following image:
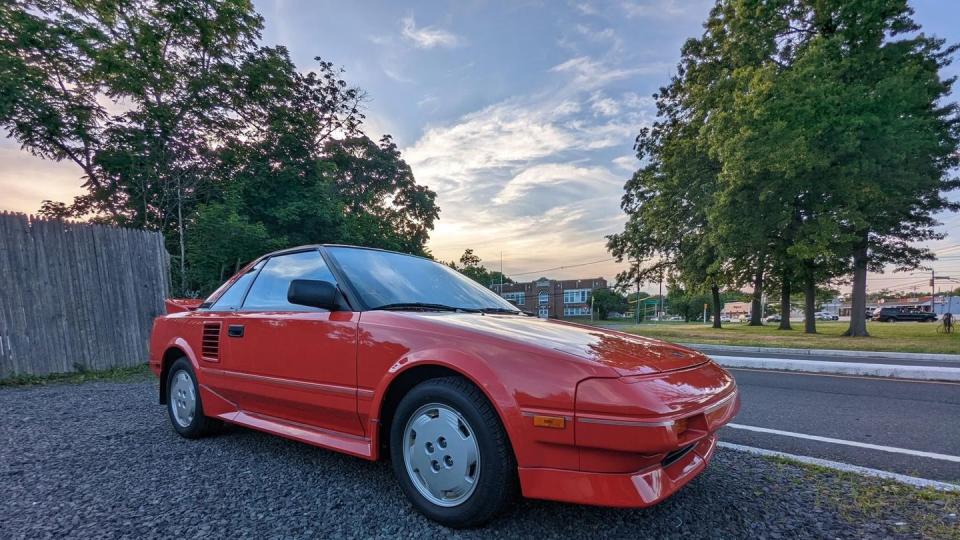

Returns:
517,434,718,507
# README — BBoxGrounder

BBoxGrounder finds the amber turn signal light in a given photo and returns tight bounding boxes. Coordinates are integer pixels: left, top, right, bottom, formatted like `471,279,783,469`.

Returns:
532,415,566,429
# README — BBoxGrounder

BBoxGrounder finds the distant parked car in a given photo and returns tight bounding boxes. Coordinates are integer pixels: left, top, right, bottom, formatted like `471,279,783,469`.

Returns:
872,307,937,323
667,315,683,321
719,315,732,323
814,311,838,321
765,314,781,322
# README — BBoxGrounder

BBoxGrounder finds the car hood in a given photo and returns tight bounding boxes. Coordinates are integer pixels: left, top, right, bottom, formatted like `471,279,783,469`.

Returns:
409,313,709,376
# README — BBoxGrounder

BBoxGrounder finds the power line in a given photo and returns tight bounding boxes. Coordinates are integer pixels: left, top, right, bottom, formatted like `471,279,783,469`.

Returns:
507,257,617,278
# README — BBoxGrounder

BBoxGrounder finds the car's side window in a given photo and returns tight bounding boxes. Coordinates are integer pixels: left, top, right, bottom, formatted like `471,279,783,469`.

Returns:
242,251,337,311
209,261,264,311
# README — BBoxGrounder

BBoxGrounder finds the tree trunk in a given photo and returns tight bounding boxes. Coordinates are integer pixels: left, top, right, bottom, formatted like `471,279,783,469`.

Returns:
804,270,817,334
749,264,764,326
176,178,187,296
711,284,722,329
778,276,792,330
843,236,870,337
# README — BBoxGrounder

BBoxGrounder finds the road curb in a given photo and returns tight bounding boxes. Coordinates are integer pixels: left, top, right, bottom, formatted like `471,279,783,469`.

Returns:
683,343,960,363
711,355,960,382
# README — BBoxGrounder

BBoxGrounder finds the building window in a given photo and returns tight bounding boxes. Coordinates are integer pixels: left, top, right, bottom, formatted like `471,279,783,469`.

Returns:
538,292,549,305
564,306,590,316
502,292,525,305
563,289,589,304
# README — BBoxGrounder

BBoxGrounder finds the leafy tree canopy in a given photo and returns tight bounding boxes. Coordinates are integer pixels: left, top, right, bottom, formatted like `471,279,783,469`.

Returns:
0,0,439,295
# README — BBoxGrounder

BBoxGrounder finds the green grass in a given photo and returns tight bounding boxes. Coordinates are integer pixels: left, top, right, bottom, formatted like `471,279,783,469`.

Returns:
595,320,960,354
764,454,960,539
0,363,152,387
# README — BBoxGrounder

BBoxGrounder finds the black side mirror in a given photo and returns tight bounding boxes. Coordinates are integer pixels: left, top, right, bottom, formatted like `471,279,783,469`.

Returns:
287,279,339,310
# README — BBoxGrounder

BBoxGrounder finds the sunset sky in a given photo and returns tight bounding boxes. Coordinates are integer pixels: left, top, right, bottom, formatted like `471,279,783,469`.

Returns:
2,0,958,291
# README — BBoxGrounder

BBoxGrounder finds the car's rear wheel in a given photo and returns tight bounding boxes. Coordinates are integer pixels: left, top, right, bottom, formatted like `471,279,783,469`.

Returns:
885,317,896,323
166,357,217,439
389,376,517,528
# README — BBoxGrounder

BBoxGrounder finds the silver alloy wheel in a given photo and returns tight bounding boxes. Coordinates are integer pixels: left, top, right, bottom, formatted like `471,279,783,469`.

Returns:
170,370,196,428
402,403,481,507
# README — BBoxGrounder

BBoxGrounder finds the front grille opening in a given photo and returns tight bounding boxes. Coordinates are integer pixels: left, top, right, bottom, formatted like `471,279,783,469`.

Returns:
662,443,695,468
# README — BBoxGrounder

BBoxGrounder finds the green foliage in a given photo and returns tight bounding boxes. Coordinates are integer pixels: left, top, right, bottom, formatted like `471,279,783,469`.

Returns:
610,0,959,336
0,0,439,296
666,287,711,321
591,288,628,320
447,249,512,287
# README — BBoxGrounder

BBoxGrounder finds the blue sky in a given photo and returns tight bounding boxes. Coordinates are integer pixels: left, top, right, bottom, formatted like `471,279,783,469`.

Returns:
2,0,958,290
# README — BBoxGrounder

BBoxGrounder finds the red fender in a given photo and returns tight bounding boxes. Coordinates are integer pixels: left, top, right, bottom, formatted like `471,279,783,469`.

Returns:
364,347,523,461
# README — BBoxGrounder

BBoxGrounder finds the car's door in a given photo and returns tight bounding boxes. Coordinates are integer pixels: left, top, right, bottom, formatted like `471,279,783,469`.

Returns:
194,260,265,408
221,250,363,436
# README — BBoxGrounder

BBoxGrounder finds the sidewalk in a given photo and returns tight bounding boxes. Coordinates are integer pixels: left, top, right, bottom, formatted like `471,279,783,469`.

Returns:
682,343,960,382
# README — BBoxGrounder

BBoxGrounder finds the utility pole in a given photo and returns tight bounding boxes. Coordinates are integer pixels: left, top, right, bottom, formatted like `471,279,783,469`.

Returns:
590,294,595,322
932,269,936,313
658,269,663,321
499,251,504,294
635,259,641,325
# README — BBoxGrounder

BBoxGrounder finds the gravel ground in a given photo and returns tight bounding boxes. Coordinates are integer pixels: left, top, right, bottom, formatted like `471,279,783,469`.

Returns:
1,379,957,539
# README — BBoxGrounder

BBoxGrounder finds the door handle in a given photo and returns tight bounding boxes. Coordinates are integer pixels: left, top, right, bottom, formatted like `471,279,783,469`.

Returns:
227,324,244,338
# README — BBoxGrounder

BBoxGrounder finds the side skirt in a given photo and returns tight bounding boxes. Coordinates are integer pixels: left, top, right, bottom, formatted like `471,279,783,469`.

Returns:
215,409,375,460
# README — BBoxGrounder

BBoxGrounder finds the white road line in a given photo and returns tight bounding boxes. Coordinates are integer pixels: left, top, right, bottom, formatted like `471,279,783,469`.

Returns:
719,442,960,492
727,423,960,463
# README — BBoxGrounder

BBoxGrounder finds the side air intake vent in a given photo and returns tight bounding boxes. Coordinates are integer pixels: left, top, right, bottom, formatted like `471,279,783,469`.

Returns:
201,322,221,361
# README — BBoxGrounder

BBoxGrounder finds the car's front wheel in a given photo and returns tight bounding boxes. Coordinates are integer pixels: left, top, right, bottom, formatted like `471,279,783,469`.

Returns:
389,376,517,528
166,357,217,439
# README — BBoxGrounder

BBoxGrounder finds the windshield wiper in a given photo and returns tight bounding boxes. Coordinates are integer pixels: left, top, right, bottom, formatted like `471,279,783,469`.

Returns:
477,307,522,314
371,302,480,312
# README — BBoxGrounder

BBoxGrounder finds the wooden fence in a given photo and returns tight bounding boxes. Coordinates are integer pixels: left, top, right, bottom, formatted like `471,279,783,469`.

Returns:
0,212,170,378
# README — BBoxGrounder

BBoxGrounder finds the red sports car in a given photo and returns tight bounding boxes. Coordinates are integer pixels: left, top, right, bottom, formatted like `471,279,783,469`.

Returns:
150,245,739,527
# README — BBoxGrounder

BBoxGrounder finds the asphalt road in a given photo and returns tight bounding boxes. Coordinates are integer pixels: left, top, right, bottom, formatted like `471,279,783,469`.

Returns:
723,368,960,483
3,378,957,538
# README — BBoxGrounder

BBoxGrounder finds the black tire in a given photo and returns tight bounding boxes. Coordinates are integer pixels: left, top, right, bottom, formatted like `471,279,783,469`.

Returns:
389,376,518,528
166,357,217,439
885,317,896,323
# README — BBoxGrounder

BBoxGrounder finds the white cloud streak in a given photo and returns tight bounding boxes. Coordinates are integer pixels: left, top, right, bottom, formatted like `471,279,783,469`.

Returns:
400,16,462,49
404,55,658,280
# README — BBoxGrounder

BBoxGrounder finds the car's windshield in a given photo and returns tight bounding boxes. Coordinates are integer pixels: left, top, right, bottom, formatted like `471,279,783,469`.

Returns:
326,247,520,312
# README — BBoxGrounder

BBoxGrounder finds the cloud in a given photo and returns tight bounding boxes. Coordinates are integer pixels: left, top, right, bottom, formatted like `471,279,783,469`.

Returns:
382,65,413,83
574,2,597,15
621,0,684,18
403,62,655,280
0,139,85,214
493,163,621,205
612,154,637,171
550,56,670,90
589,92,621,116
400,16,461,49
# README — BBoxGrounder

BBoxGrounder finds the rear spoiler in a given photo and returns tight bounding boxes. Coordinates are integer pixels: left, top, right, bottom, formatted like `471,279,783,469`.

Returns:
164,298,204,314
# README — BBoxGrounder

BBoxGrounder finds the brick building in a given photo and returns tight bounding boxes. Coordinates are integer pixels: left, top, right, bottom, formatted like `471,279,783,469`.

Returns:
493,276,608,318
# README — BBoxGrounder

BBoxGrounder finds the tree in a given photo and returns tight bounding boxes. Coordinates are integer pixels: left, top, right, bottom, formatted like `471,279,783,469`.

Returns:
793,1,959,336
1,1,440,296
1,0,265,291
448,249,512,287
607,59,727,328
592,288,628,320
638,0,959,338
325,135,438,255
